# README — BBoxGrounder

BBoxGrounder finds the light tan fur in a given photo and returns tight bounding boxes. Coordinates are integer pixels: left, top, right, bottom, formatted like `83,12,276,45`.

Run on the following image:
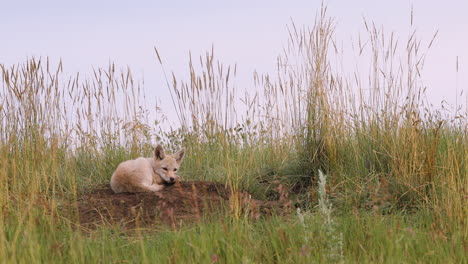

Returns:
110,144,185,193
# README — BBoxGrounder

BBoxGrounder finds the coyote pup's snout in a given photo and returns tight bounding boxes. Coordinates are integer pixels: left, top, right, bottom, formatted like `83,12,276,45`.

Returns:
110,144,185,193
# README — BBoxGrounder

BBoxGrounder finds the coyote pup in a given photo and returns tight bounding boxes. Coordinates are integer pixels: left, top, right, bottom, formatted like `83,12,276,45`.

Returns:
110,144,185,193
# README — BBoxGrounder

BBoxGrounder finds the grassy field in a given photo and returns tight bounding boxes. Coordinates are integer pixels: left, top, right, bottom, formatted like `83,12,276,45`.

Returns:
1,9,466,263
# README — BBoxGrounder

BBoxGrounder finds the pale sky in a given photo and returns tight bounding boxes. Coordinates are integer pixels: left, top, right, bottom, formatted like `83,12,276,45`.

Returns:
1,0,467,124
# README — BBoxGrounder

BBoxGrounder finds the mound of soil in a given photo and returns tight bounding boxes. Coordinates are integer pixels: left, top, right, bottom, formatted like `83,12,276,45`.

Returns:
78,181,285,230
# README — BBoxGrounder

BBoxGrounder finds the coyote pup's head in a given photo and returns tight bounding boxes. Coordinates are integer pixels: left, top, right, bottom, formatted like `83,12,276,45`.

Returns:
153,144,185,185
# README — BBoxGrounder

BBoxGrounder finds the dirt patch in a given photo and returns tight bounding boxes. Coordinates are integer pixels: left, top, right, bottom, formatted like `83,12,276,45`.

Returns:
77,181,285,230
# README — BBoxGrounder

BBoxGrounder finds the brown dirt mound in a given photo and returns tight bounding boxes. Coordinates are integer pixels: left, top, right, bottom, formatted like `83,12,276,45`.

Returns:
78,181,285,230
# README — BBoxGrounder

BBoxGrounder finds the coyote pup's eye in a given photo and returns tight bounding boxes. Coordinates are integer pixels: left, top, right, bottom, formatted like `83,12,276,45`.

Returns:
162,168,168,171
174,168,178,172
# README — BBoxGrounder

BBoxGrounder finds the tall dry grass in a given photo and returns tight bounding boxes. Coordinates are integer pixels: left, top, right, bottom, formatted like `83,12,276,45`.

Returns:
0,5,465,262
158,6,467,235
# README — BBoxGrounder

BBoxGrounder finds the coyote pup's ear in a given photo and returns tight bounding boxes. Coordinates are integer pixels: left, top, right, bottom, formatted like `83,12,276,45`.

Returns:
155,144,166,160
175,148,185,164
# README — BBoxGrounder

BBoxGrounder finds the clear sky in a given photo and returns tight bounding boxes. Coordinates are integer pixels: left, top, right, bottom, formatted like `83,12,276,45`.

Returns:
1,0,467,123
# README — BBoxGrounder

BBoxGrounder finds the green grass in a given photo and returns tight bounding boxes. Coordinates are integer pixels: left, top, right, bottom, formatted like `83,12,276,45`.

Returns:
0,209,465,263
1,6,467,263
